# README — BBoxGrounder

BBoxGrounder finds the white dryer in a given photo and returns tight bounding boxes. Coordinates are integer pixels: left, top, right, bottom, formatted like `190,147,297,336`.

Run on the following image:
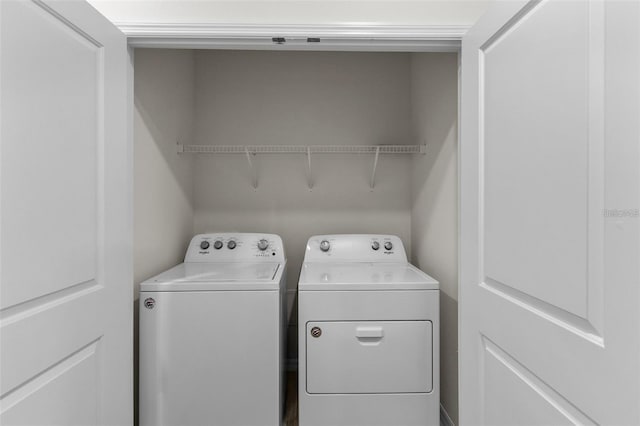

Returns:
139,233,287,426
298,234,439,426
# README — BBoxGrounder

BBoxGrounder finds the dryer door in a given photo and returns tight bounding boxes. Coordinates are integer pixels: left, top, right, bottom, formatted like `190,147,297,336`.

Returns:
305,321,433,394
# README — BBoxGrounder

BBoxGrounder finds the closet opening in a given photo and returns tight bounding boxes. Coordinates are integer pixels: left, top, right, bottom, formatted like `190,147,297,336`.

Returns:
133,47,459,424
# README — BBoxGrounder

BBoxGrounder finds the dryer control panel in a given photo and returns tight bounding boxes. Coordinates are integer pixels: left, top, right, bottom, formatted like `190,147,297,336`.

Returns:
304,234,407,262
185,233,285,262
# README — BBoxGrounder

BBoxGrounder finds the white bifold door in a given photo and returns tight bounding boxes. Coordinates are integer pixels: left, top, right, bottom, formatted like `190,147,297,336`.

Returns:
0,1,132,425
460,0,640,424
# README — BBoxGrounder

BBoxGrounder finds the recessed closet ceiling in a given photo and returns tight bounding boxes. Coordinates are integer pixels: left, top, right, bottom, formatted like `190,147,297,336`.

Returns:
87,0,490,26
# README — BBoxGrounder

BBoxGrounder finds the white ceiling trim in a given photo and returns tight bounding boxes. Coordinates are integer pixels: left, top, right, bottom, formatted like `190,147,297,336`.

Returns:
117,23,468,51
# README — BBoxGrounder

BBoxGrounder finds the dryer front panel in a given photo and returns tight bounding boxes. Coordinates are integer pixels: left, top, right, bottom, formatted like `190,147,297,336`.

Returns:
305,320,433,394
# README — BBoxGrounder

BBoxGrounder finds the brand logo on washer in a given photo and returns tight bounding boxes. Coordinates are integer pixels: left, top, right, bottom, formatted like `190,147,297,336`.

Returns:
144,298,155,309
310,326,322,338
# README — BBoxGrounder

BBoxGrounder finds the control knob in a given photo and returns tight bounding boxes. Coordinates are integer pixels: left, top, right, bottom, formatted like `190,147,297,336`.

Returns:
257,239,269,251
200,241,210,250
384,241,393,250
320,240,331,252
213,240,223,250
371,241,380,251
227,240,237,250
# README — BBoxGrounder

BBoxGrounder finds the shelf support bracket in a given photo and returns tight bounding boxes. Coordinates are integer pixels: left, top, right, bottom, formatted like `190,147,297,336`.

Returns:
245,147,258,189
306,147,313,190
370,146,380,190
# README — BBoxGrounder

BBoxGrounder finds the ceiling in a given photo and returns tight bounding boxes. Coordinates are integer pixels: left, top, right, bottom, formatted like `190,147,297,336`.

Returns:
87,0,491,27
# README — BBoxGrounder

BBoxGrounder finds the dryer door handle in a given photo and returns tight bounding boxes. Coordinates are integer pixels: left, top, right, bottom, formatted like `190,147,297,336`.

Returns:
355,326,384,339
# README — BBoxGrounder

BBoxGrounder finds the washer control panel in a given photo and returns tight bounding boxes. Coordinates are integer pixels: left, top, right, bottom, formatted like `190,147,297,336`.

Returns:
304,234,407,262
185,233,285,262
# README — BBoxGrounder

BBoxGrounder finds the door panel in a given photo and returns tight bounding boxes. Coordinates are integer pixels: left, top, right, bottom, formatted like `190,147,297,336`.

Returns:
461,0,639,424
0,1,131,425
1,0,100,309
1,342,101,426
482,337,595,426
483,0,593,320
0,287,103,394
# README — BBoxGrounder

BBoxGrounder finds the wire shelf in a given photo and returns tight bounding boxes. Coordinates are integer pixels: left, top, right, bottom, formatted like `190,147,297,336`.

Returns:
178,144,426,155
176,143,426,190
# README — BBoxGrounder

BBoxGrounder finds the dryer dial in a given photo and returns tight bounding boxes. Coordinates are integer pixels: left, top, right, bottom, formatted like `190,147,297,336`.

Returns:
320,240,331,252
257,239,269,251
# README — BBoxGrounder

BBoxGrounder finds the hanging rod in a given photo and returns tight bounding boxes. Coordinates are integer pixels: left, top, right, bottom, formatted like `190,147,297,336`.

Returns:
177,144,426,155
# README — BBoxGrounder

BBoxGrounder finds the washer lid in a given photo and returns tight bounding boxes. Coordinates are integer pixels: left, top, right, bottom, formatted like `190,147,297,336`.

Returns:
140,262,284,292
298,262,438,291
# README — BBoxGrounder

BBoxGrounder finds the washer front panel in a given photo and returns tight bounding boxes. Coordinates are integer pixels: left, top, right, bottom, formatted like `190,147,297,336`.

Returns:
139,290,281,426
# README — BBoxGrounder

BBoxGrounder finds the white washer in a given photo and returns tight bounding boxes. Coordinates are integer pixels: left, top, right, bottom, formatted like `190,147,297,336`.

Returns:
298,234,439,426
139,233,287,426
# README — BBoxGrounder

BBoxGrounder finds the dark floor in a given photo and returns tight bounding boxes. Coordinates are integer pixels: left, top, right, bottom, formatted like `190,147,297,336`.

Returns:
284,371,299,426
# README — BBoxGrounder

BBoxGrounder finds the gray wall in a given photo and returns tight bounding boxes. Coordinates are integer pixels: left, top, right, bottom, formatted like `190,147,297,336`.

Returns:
192,50,414,356
134,49,196,289
134,49,196,423
410,52,459,424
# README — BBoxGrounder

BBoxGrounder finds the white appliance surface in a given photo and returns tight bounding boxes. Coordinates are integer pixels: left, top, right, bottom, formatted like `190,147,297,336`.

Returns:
140,290,281,426
299,262,438,290
303,234,408,262
140,262,283,291
139,233,286,426
306,320,433,394
298,234,439,426
184,232,284,262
